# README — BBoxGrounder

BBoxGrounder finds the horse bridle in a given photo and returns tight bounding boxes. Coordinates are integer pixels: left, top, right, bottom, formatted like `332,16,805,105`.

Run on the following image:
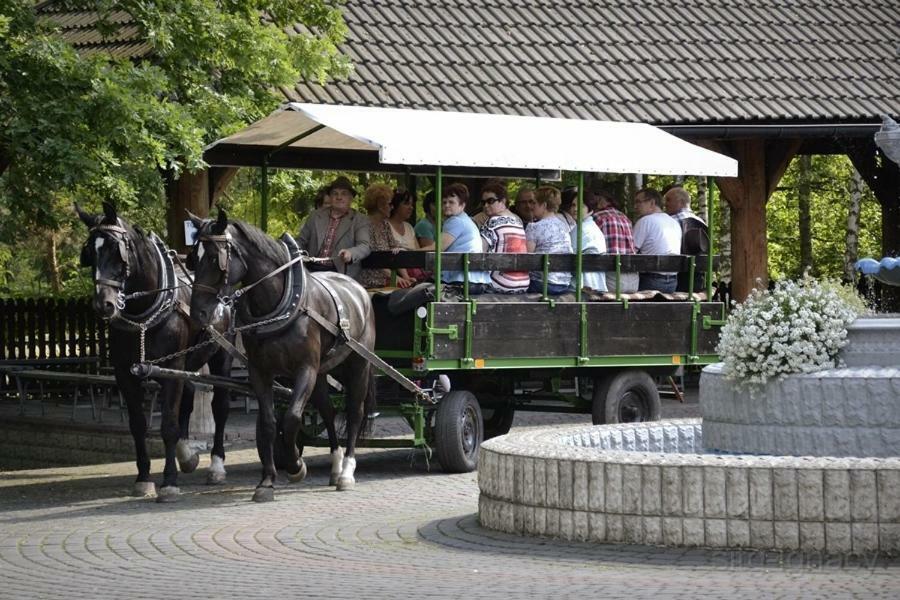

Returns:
88,223,133,306
194,230,308,307
193,232,240,301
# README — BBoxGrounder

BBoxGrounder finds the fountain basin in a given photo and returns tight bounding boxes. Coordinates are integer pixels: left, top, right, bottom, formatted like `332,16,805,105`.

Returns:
478,420,900,554
701,364,900,458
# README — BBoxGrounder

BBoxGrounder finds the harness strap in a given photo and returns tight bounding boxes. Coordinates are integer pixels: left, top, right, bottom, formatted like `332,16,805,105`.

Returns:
301,305,430,403
205,325,247,365
96,278,124,289
230,253,306,302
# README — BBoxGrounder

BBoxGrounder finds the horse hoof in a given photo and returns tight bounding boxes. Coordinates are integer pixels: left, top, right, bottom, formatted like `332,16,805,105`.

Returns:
287,461,307,483
132,481,156,497
336,477,355,491
329,474,339,487
156,486,180,503
206,471,226,485
252,487,275,503
179,452,200,474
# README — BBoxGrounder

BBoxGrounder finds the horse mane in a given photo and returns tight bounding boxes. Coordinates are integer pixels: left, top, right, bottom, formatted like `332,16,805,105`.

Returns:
229,219,286,263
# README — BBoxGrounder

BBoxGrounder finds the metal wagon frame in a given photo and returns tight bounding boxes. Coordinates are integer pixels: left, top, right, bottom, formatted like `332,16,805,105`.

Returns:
192,103,739,471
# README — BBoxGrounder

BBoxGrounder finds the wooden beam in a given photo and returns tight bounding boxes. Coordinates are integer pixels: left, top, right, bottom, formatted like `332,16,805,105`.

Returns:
765,140,803,199
209,167,238,207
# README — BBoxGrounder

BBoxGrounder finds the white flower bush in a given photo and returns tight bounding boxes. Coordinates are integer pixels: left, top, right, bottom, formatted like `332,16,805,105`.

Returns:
717,277,864,385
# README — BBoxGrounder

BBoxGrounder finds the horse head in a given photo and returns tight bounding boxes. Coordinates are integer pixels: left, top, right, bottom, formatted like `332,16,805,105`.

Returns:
187,208,247,327
76,201,134,319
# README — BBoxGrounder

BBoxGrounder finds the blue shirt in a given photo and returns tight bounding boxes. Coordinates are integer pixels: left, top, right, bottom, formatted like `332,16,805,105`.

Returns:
441,213,490,284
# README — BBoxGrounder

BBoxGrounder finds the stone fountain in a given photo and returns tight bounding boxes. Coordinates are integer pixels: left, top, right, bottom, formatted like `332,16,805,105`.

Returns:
478,318,900,555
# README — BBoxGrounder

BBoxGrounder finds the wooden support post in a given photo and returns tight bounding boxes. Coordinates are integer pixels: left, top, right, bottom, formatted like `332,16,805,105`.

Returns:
165,167,238,252
708,139,800,302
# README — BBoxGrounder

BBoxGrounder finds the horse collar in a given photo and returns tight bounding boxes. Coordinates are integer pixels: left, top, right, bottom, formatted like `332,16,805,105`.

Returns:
235,234,307,337
109,233,178,333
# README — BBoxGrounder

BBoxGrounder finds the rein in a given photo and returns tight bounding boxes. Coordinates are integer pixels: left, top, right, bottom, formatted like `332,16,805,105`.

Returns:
120,251,193,301
196,232,329,306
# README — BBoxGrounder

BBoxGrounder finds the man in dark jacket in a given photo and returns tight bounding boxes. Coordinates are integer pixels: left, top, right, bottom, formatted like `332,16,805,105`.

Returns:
297,176,372,281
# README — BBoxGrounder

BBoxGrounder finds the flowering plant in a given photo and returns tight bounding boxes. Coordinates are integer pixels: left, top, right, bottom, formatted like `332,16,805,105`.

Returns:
717,277,865,385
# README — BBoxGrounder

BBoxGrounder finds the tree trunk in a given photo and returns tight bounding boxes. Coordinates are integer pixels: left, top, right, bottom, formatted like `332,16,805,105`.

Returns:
718,195,732,284
798,155,813,276
48,233,61,294
843,167,863,283
696,177,708,223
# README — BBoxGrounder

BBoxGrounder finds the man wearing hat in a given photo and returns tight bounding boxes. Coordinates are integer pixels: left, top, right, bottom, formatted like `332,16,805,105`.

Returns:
297,176,372,280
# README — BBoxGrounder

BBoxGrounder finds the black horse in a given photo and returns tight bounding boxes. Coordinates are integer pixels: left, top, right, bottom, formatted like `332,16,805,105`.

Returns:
77,202,235,501
187,210,375,502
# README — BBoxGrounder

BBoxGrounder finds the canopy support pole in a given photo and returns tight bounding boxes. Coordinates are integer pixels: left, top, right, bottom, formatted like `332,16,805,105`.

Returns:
576,172,584,302
434,167,443,302
707,177,715,300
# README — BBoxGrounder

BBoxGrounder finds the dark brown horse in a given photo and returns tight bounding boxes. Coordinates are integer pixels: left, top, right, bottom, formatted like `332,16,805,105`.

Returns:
77,202,234,502
187,210,375,502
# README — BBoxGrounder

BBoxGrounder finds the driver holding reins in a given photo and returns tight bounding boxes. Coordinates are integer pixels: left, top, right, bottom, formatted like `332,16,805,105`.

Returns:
297,176,372,281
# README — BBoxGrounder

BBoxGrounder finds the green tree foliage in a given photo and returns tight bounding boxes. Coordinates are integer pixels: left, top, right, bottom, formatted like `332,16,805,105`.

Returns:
767,155,881,281
0,0,349,295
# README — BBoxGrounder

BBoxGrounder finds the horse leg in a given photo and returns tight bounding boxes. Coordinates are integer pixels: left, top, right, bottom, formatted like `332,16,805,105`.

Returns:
250,369,278,502
206,350,233,485
156,376,185,503
337,360,371,491
305,376,343,485
310,377,342,485
281,366,318,483
175,386,199,474
115,369,155,497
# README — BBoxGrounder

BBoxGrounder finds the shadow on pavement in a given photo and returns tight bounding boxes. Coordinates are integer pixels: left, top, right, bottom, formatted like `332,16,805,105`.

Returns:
417,514,900,571
0,446,451,524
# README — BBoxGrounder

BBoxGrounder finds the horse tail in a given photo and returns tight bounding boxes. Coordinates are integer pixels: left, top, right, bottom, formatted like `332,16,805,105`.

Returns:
362,369,377,439
339,367,377,442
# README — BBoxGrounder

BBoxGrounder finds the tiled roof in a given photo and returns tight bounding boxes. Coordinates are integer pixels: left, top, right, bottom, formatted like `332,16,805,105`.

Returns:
36,4,151,60
37,1,900,125
286,0,900,125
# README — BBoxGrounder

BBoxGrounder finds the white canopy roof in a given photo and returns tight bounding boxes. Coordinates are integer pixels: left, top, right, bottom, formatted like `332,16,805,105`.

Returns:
204,103,738,177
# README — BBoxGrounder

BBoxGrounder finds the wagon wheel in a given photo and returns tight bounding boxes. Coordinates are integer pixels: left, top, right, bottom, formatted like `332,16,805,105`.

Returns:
433,390,483,473
592,370,661,425
482,404,515,439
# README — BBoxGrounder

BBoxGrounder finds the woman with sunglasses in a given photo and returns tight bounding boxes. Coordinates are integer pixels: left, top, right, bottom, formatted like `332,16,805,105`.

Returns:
479,182,529,294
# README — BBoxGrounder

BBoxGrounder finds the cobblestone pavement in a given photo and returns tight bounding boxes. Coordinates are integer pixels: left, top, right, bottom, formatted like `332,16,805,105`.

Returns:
1,396,898,599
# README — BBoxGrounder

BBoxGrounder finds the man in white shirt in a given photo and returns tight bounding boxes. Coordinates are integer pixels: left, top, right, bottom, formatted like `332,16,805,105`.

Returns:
632,188,682,292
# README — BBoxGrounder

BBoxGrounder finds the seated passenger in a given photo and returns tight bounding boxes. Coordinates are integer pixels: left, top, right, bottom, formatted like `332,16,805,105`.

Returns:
297,176,371,280
525,186,573,295
513,185,536,224
388,188,418,250
560,188,607,292
664,185,709,292
591,185,638,293
358,183,415,289
414,190,436,247
633,188,682,293
419,183,491,294
389,188,428,283
479,182,529,294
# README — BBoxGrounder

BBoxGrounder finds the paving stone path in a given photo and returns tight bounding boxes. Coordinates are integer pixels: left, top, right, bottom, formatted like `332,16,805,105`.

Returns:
1,398,897,599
